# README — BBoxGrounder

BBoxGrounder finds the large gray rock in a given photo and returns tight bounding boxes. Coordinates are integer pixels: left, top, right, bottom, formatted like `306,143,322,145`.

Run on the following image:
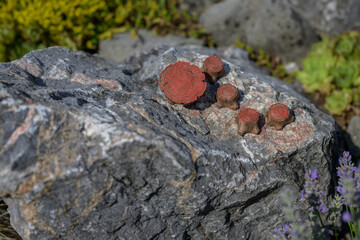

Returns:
199,0,319,62
288,0,360,36
0,46,344,239
346,116,360,158
178,0,220,16
99,29,203,62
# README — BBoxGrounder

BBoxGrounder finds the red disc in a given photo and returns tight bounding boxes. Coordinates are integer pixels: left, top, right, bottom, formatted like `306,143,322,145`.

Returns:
217,84,238,101
158,61,206,104
204,56,224,73
238,108,259,123
268,103,290,121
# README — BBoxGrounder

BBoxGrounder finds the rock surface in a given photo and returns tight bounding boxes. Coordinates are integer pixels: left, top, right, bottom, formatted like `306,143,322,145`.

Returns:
346,116,360,158
99,29,203,62
288,0,360,36
0,46,344,239
178,0,220,16
199,0,319,62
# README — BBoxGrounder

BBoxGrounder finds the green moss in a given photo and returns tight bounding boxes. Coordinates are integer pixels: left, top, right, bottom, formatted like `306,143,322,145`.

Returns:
296,31,360,115
234,38,293,83
324,89,352,115
0,0,206,62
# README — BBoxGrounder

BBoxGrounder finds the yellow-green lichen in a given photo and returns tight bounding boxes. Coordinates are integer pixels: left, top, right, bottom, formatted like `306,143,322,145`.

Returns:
0,0,205,62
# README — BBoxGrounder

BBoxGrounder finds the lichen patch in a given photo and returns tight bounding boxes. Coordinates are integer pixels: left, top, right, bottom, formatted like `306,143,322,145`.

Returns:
70,73,122,90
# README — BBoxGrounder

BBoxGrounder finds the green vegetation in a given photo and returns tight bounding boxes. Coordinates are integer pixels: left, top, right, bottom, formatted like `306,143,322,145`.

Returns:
276,151,360,240
234,38,293,83
235,32,360,117
296,31,360,115
0,0,206,62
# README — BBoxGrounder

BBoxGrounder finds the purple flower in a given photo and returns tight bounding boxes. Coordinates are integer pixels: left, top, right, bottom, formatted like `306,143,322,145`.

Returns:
283,224,290,232
336,151,360,207
355,193,360,201
342,211,351,222
302,168,326,213
310,169,318,179
274,224,292,239
320,204,327,213
336,185,344,194
339,151,351,164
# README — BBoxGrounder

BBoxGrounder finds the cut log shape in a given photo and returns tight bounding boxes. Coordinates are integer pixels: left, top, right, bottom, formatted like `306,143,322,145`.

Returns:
216,84,240,110
158,61,207,105
236,108,260,136
266,103,295,130
202,56,226,84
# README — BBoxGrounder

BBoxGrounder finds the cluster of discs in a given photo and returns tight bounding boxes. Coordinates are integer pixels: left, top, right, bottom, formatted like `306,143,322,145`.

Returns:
158,56,294,136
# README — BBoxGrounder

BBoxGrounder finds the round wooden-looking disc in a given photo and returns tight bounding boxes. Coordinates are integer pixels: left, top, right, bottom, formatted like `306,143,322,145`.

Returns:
238,108,259,123
268,103,290,122
217,84,238,101
204,56,224,73
158,61,206,104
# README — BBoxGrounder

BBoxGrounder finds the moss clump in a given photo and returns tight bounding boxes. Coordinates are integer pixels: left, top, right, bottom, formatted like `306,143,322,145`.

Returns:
296,31,360,115
234,38,293,83
0,0,206,62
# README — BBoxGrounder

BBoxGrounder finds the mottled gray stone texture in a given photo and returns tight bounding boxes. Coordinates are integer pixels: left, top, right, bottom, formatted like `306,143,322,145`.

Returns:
288,0,360,36
178,0,220,16
199,0,319,62
99,29,203,63
346,116,360,159
199,0,359,62
0,46,344,239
